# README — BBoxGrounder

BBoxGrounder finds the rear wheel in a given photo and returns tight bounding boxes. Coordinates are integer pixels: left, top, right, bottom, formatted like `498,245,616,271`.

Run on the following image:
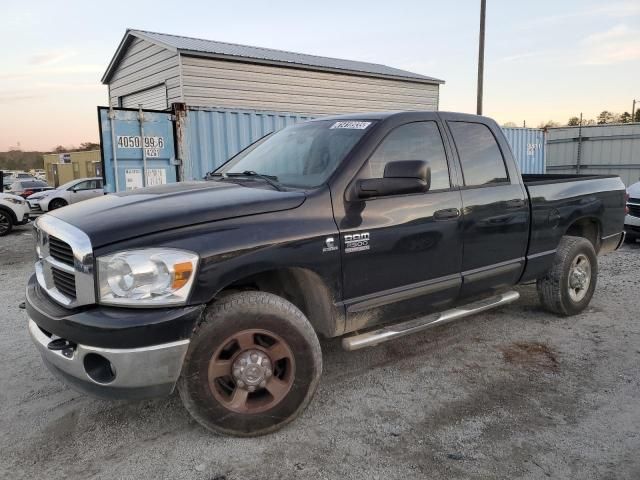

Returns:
178,291,322,436
537,236,597,316
0,210,13,236
48,198,67,210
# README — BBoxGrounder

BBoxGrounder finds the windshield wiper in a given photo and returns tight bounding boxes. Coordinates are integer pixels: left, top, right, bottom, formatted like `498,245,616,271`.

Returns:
225,171,283,191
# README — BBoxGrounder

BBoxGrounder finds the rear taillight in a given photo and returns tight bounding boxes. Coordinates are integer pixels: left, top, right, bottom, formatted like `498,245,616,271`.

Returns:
22,190,34,198
626,192,630,215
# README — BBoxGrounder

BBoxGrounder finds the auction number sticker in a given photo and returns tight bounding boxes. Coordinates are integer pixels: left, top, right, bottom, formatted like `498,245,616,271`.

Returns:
330,121,371,130
117,135,165,157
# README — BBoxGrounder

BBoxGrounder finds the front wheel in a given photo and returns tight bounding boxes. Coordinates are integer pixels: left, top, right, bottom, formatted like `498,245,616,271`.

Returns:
0,210,13,236
178,292,322,436
48,198,68,211
537,235,598,316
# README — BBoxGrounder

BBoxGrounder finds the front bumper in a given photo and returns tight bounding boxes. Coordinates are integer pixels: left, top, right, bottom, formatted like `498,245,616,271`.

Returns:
25,274,204,399
28,319,189,399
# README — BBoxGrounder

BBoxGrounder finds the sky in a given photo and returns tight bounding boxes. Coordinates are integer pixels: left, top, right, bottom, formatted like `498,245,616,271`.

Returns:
1,0,639,151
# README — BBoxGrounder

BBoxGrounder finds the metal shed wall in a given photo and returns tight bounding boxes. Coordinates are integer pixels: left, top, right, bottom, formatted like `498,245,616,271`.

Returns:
179,56,439,115
547,124,640,185
108,37,181,108
501,127,546,174
181,107,314,181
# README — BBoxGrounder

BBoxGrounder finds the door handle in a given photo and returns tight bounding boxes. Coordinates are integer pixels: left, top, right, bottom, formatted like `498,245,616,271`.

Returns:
434,208,461,221
505,199,525,209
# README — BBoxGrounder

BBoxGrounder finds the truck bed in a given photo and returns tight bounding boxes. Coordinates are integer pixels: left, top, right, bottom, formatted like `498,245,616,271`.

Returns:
519,173,626,283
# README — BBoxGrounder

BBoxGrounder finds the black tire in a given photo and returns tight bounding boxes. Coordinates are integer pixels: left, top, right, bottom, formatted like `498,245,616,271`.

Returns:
537,235,598,316
178,291,322,437
0,209,13,236
48,199,68,211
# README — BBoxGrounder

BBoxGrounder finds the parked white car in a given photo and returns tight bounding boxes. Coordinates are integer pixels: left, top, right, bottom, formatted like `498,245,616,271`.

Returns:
625,181,640,243
27,177,104,213
0,192,30,236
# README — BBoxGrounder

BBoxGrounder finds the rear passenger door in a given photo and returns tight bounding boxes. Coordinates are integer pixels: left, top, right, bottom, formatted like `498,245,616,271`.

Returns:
442,116,529,298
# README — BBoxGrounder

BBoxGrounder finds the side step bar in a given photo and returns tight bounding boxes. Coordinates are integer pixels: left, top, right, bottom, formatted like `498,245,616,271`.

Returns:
342,291,520,351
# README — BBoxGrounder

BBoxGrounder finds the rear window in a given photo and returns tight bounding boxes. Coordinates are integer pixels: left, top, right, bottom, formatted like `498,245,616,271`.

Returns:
448,121,509,187
21,181,47,188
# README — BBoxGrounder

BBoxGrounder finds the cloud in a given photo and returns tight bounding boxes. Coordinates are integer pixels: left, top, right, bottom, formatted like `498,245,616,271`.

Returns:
29,50,76,66
580,24,640,65
522,1,640,28
495,51,546,64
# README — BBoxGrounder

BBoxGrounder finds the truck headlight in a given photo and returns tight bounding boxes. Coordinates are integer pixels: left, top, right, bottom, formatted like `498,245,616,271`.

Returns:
97,249,199,306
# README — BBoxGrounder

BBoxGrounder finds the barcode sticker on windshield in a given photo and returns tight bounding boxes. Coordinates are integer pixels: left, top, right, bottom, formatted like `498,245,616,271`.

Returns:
330,121,371,130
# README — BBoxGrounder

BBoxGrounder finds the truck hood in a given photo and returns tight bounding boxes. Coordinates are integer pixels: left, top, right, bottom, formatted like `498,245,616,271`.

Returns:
49,181,306,247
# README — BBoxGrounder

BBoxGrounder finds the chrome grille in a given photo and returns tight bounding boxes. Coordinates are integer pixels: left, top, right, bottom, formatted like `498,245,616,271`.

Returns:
49,236,74,266
34,216,95,308
51,267,77,299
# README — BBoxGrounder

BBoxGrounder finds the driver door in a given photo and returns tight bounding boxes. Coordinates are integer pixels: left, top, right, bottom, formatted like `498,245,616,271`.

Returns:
69,180,97,203
337,119,464,332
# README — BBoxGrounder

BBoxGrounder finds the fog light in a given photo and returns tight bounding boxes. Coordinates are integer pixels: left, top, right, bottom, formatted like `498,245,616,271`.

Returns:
83,353,116,384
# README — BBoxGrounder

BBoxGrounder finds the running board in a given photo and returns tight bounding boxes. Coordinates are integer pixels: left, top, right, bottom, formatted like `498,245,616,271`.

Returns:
341,291,520,351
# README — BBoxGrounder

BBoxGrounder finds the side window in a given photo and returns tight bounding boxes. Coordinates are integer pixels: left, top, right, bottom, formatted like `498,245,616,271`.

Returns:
362,122,450,191
448,122,508,186
73,181,90,190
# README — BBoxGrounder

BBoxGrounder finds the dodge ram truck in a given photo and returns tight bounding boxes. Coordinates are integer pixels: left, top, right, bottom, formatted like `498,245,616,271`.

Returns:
26,112,626,436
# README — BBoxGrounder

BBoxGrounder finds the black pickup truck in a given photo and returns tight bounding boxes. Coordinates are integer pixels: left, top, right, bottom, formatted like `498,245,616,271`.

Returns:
26,112,626,436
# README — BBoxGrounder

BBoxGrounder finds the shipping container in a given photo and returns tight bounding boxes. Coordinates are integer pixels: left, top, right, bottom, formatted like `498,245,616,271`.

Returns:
181,107,314,181
547,123,640,186
501,127,546,174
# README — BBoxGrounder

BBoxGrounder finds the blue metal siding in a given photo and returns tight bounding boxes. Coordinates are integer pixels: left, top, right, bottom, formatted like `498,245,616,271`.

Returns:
98,108,178,192
501,127,546,174
182,107,314,180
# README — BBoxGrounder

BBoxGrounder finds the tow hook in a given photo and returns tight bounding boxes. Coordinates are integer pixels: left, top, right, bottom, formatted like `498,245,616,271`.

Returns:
47,338,77,358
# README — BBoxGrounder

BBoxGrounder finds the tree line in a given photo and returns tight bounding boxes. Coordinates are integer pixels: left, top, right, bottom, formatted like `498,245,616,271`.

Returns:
504,110,640,129
0,142,100,171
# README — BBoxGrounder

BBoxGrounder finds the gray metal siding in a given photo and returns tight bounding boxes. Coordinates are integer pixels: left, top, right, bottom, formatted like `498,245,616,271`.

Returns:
180,56,439,115
108,38,181,108
547,124,640,185
121,84,168,110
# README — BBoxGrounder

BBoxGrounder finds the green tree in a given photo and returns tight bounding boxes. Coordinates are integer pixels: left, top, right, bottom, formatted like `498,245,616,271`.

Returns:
635,110,640,122
567,117,581,126
538,120,560,129
620,112,632,123
597,111,615,124
78,142,100,151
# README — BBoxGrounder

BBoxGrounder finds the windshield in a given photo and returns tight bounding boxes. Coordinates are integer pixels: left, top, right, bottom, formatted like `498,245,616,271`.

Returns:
216,119,375,188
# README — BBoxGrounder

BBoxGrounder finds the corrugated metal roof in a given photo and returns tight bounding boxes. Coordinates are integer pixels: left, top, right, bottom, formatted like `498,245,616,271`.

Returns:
102,29,444,85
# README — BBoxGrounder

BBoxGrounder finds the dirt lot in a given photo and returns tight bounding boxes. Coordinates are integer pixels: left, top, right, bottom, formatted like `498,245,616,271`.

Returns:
1,223,639,479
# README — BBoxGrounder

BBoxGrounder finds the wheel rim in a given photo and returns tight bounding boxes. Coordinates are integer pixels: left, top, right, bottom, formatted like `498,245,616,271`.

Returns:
208,329,295,414
0,213,9,235
568,253,591,302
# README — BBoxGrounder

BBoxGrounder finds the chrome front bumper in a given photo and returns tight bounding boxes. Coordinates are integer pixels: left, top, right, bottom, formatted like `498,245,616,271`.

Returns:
28,318,190,399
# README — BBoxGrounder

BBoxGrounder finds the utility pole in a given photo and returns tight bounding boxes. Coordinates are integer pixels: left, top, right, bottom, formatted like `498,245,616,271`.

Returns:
633,99,637,122
477,0,486,115
576,112,583,174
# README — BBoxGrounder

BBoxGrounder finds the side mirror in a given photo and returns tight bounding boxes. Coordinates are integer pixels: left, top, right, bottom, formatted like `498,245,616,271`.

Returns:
356,160,431,199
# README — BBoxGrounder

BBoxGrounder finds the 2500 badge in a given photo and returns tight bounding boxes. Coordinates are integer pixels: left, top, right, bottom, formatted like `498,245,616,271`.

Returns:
344,232,370,253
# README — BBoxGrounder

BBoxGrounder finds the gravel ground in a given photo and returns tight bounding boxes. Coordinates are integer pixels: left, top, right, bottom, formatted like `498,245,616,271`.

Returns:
1,223,639,479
